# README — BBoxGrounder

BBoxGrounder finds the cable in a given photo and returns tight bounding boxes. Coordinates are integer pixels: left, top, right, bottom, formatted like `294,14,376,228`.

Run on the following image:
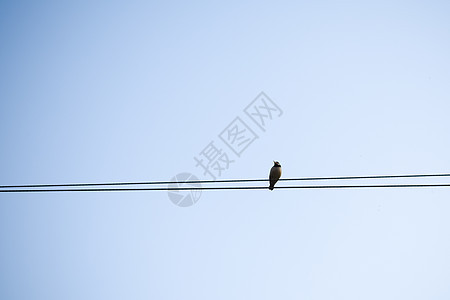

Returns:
1,173,450,189
1,184,450,193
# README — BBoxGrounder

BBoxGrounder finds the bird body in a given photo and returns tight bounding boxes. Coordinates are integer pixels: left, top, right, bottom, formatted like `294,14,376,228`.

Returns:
269,161,282,190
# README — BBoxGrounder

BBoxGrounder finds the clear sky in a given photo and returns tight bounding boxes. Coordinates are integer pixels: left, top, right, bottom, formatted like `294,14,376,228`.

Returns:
1,0,450,299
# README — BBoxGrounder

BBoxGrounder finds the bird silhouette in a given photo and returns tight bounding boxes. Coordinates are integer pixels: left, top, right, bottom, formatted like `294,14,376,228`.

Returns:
269,161,282,190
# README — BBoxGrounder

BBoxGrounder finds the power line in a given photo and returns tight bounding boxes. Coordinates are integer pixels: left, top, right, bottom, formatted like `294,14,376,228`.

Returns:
1,184,450,193
1,173,450,189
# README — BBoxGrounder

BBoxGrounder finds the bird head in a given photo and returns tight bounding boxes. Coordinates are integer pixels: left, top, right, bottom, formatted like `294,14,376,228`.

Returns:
273,161,281,167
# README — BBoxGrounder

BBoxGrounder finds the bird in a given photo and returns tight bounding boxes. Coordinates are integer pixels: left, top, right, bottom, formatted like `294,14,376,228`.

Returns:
269,161,282,190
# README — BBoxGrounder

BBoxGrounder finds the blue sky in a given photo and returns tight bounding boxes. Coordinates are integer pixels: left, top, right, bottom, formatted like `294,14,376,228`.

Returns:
1,0,450,299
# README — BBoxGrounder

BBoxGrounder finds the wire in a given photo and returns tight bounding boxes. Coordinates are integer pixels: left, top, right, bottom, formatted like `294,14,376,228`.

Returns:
1,184,450,193
1,173,450,189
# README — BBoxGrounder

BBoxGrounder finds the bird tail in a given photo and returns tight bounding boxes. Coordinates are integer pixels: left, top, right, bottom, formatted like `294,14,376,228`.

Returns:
268,185,274,191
